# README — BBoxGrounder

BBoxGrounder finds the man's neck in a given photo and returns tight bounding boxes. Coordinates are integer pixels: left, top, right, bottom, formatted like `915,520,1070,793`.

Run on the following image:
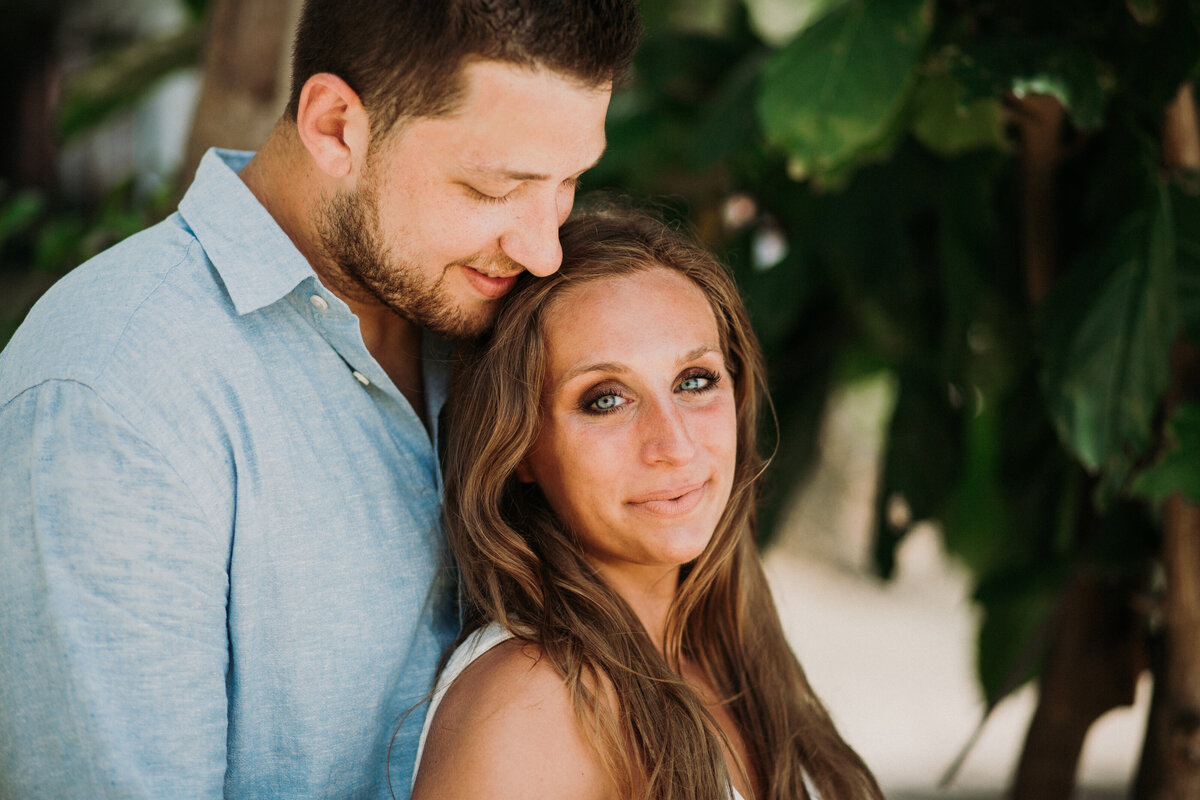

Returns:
239,127,429,426
344,298,427,426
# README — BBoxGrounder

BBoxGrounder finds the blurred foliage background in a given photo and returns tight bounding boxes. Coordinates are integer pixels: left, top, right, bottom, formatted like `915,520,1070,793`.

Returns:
4,0,1200,796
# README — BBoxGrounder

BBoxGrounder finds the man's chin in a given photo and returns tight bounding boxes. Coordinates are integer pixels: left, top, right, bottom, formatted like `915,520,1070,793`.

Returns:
413,306,497,342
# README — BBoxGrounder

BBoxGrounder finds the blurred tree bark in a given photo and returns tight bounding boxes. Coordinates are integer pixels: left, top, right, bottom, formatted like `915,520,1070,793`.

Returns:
1013,570,1143,799
180,0,301,189
1135,84,1200,800
0,1,68,192
1008,91,1146,800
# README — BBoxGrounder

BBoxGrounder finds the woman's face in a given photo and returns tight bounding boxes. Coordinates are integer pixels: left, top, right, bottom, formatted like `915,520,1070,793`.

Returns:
517,266,739,592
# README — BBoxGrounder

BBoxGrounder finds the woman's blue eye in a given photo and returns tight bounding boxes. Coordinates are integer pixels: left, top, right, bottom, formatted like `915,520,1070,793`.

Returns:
678,371,720,393
591,394,624,411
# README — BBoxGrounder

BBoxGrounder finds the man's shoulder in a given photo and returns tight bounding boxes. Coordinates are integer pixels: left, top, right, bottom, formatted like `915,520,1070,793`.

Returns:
0,213,234,403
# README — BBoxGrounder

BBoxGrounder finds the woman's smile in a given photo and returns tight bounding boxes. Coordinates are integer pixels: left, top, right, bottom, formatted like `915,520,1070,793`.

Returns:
626,481,709,517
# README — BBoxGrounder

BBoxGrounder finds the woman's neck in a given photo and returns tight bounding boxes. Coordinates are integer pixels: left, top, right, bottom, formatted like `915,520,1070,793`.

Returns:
597,564,680,655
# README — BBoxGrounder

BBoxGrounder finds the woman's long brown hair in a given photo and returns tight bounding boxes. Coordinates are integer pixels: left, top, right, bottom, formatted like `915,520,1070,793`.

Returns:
441,206,884,800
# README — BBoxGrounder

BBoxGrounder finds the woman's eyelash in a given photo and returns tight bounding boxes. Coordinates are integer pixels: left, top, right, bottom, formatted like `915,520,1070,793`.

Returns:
678,369,720,393
580,370,721,415
581,388,627,415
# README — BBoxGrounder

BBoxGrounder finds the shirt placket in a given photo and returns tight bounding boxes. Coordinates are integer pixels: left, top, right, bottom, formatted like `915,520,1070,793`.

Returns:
291,279,439,475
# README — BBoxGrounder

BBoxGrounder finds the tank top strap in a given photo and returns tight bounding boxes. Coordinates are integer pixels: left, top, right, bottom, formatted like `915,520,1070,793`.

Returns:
412,622,515,788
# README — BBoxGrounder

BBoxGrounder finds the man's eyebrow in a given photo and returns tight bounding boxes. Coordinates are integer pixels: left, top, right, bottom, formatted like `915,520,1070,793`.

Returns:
484,168,553,182
465,144,609,184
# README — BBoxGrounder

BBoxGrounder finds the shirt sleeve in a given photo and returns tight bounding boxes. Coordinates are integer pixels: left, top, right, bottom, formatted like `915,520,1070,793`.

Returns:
0,379,230,799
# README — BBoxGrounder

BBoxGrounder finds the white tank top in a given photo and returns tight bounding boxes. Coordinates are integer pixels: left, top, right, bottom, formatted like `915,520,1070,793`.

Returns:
414,622,819,800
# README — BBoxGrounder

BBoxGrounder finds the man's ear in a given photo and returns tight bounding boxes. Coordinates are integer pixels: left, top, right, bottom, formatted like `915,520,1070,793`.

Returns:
294,73,370,179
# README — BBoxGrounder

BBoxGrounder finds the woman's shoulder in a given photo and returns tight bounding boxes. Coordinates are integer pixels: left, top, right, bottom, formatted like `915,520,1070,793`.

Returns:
412,629,616,800
442,632,564,718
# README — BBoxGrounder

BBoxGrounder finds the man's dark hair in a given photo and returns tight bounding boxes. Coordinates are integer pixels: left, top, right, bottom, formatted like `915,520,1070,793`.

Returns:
287,0,641,137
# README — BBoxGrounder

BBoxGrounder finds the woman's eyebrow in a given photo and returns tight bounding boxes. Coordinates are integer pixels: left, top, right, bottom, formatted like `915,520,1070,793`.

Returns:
551,345,720,394
553,361,629,393
681,344,718,363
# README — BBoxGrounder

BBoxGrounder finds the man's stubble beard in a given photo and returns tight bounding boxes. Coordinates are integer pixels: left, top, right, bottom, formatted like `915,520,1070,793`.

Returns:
314,174,495,342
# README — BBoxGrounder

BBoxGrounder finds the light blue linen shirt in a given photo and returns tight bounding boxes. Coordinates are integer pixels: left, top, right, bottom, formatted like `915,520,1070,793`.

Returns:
0,149,458,799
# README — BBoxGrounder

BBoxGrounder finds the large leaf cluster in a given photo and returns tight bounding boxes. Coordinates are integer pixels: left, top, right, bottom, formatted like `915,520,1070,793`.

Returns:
591,0,1200,706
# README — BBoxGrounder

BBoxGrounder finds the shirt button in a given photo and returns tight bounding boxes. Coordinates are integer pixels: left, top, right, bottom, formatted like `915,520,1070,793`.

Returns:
352,371,371,387
310,295,329,311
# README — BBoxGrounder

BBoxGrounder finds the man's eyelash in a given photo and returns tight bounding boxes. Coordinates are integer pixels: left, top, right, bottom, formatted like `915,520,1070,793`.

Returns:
467,186,511,204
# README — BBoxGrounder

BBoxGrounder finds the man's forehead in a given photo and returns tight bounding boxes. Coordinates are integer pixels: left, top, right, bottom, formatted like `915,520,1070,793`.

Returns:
381,60,612,179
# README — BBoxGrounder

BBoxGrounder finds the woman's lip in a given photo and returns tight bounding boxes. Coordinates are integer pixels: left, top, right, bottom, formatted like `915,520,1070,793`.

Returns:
462,265,519,299
628,482,707,516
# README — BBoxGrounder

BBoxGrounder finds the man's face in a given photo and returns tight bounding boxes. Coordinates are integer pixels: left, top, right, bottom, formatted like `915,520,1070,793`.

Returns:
316,60,612,340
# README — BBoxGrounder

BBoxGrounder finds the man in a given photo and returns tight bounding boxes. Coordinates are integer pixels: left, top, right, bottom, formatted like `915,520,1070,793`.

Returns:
0,1,640,797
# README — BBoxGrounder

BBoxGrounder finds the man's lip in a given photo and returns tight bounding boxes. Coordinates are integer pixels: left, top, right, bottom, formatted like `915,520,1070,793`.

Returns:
462,265,519,299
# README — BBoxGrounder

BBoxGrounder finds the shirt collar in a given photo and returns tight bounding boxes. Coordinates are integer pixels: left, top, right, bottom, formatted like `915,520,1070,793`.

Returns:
179,148,317,316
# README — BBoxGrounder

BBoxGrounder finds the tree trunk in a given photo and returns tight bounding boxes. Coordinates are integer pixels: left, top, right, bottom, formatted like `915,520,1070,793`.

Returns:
1137,491,1200,799
0,2,65,193
179,0,302,188
1133,83,1200,800
1009,91,1065,308
1011,571,1143,800
1005,91,1145,800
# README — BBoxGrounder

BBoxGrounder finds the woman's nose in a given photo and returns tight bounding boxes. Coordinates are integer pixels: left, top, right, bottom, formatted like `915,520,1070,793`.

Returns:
640,398,696,466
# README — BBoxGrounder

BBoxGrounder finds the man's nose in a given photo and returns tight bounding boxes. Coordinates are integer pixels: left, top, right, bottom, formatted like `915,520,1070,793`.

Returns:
498,189,569,277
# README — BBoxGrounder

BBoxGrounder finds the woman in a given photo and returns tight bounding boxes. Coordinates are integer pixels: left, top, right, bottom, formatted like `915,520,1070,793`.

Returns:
411,208,882,800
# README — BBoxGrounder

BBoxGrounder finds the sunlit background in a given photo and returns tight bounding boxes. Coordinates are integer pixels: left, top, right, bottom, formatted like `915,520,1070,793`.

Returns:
5,0,1200,796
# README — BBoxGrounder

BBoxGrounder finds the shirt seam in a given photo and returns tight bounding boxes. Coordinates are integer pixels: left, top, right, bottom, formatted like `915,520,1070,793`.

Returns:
87,238,199,386
3,376,222,540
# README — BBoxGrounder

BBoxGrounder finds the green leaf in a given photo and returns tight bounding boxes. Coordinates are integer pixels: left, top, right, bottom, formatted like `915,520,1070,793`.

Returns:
743,0,852,45
941,408,1013,574
592,29,750,193
1126,0,1163,25
742,248,813,350
909,69,1007,157
1042,183,1180,493
180,0,210,20
757,0,932,182
1132,404,1200,505
33,216,87,274
0,189,45,248
873,372,962,577
756,319,841,546
690,50,767,171
974,565,1060,705
952,38,1111,131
